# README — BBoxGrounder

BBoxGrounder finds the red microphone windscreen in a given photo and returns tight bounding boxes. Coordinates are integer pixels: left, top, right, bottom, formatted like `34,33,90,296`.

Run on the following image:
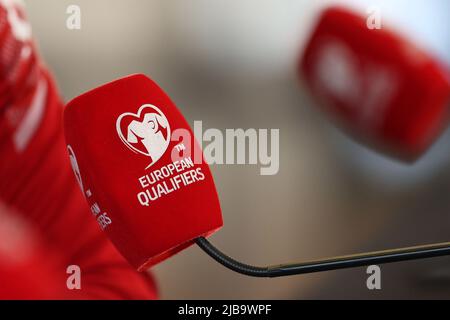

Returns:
64,74,223,271
300,7,450,161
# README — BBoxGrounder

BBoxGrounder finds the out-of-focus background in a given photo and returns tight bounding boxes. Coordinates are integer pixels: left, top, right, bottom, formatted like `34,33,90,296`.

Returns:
26,0,450,299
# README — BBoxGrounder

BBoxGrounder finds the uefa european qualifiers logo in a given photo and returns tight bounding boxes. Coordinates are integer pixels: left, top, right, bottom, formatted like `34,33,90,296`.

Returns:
116,104,205,207
116,104,171,169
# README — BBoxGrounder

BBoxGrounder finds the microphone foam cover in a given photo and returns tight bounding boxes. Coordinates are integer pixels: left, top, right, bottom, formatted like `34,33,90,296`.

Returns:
300,7,450,161
64,74,223,271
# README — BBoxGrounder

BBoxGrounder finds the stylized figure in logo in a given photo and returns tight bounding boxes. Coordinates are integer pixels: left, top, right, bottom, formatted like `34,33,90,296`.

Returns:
116,104,171,169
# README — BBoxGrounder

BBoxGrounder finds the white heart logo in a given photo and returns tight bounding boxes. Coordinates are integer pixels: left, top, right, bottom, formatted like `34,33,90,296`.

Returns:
116,104,171,169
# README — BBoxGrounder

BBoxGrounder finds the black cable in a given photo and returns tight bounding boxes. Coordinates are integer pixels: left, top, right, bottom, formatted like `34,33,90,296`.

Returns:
195,237,450,278
195,237,269,277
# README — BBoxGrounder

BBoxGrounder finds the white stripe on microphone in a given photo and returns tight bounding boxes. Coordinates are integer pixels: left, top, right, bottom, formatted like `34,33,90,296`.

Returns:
13,76,47,152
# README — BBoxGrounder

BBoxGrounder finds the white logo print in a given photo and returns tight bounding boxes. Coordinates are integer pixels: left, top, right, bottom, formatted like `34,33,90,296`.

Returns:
116,104,171,169
67,145,84,192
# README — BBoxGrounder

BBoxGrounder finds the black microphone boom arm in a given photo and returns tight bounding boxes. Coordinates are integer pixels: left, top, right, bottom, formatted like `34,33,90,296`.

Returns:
195,237,450,277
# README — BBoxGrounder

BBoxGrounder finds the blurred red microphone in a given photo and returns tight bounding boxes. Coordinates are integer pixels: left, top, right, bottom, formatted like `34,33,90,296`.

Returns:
300,7,450,161
64,74,223,271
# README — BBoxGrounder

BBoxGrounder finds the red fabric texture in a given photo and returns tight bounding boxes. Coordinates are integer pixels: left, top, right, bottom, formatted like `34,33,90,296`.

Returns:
0,2,157,299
